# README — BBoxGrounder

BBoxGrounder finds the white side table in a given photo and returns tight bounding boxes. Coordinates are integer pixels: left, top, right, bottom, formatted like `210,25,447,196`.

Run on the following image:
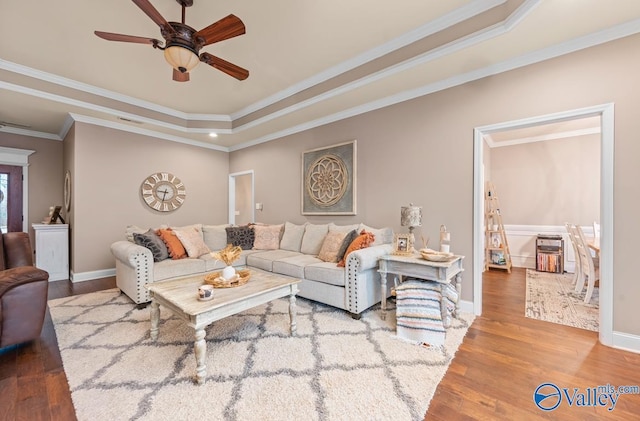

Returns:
378,254,464,326
32,223,69,281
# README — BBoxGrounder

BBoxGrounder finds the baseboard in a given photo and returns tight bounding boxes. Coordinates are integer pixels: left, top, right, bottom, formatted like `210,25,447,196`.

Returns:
612,331,640,354
458,299,474,314
71,268,116,283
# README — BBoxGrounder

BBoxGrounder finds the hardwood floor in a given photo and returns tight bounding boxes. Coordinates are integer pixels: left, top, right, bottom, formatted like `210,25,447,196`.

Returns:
1,270,639,420
0,277,115,421
427,268,640,420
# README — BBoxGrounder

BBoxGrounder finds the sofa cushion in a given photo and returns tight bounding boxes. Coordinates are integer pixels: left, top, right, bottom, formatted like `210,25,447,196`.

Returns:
337,230,375,267
304,262,346,287
280,222,307,252
247,250,300,272
132,229,169,262
300,223,329,256
174,226,211,258
202,224,229,250
328,223,360,234
359,224,394,246
272,254,322,279
154,258,206,281
225,225,255,250
252,224,283,250
157,228,187,260
317,231,347,263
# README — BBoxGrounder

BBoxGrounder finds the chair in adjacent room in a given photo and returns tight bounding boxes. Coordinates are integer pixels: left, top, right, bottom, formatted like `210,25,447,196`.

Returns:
0,231,50,349
565,223,583,290
573,225,599,304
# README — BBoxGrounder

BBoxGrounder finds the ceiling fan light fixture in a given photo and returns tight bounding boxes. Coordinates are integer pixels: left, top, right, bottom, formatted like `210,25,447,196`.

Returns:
164,45,199,73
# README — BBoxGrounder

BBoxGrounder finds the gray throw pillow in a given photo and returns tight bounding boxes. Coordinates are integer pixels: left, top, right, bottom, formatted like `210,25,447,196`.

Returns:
133,229,169,262
336,229,358,262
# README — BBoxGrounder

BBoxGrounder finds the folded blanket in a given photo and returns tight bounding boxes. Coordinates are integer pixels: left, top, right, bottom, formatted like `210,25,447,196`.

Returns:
395,280,457,346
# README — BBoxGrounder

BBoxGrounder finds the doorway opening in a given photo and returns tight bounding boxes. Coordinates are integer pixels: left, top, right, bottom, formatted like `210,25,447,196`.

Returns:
228,170,255,225
473,103,614,346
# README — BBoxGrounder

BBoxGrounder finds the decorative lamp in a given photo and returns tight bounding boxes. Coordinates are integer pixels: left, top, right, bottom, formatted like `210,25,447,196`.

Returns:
401,203,422,248
164,45,200,74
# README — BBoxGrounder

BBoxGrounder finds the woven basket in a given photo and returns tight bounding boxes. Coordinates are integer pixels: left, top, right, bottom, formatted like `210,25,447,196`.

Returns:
204,269,251,288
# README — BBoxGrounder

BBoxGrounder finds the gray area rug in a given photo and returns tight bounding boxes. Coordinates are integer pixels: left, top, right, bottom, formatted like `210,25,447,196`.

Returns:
49,289,473,421
525,269,599,332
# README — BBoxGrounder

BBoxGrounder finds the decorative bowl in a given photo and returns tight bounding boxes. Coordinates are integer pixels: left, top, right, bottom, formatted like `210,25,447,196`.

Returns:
204,269,251,288
419,249,454,262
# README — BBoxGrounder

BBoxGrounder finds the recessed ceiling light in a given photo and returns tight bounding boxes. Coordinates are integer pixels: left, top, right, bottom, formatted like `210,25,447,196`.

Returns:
209,132,218,138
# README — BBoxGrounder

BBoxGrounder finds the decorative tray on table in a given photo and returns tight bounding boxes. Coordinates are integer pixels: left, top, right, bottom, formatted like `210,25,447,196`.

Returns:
419,249,454,262
204,269,251,288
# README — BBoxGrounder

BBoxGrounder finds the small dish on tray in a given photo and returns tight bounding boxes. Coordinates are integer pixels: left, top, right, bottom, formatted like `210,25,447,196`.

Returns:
419,248,454,262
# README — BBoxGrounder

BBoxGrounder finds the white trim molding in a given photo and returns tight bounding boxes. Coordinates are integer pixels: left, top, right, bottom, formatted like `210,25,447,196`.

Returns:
70,268,116,283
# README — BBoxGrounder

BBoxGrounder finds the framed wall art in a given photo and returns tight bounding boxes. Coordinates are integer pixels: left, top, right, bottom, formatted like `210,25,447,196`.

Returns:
301,140,356,215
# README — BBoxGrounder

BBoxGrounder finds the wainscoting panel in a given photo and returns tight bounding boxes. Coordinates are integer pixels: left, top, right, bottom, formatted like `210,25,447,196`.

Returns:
502,224,596,272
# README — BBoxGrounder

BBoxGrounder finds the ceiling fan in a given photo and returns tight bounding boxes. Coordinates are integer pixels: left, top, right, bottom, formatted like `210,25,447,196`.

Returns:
95,0,249,82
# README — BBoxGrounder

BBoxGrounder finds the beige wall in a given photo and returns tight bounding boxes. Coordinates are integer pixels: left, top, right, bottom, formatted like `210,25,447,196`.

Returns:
230,33,640,335
68,123,230,273
0,133,63,245
490,134,600,226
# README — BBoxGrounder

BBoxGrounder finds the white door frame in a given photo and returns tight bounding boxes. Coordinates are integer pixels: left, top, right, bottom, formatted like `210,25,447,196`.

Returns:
228,170,255,225
473,103,614,346
0,146,34,232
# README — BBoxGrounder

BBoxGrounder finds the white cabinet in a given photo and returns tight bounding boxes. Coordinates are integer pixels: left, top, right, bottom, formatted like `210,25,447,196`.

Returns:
32,223,69,281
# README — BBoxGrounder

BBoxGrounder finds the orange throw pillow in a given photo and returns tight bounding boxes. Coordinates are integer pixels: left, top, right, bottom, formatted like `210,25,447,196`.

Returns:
337,230,375,267
157,228,187,259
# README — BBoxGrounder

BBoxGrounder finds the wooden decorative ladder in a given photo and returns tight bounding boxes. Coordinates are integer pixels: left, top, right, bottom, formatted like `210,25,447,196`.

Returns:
484,182,512,273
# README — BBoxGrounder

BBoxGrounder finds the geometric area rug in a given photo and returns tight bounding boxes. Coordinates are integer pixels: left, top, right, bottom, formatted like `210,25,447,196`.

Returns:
525,269,599,332
48,289,473,421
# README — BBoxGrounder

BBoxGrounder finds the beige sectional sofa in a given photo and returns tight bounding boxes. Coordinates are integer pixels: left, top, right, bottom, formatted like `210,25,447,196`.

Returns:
110,222,394,317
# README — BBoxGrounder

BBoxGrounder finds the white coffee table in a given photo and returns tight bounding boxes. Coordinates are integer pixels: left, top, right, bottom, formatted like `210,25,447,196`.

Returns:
146,269,300,384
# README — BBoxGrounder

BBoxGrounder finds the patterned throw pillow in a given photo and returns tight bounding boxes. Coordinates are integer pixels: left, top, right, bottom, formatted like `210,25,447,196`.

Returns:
157,228,187,260
337,230,375,267
174,227,211,258
225,225,255,250
317,231,348,263
133,229,169,262
253,224,283,250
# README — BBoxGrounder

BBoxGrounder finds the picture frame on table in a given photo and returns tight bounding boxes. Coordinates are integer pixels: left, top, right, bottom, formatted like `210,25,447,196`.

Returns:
392,233,413,255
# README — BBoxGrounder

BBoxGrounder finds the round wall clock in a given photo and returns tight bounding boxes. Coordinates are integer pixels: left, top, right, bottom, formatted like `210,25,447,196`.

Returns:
140,172,186,212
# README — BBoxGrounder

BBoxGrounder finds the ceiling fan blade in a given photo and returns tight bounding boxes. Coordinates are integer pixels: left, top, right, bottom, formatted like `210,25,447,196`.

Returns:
173,68,190,82
194,14,246,46
132,0,175,34
95,31,161,45
200,52,249,80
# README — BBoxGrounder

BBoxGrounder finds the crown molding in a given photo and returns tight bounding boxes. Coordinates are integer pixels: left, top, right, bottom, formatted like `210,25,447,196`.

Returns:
3,1,639,151
0,59,229,122
0,124,61,141
231,16,640,150
230,0,507,120
68,113,228,152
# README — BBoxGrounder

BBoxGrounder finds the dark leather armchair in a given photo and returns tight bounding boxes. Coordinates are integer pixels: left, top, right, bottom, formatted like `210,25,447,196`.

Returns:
0,231,49,348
